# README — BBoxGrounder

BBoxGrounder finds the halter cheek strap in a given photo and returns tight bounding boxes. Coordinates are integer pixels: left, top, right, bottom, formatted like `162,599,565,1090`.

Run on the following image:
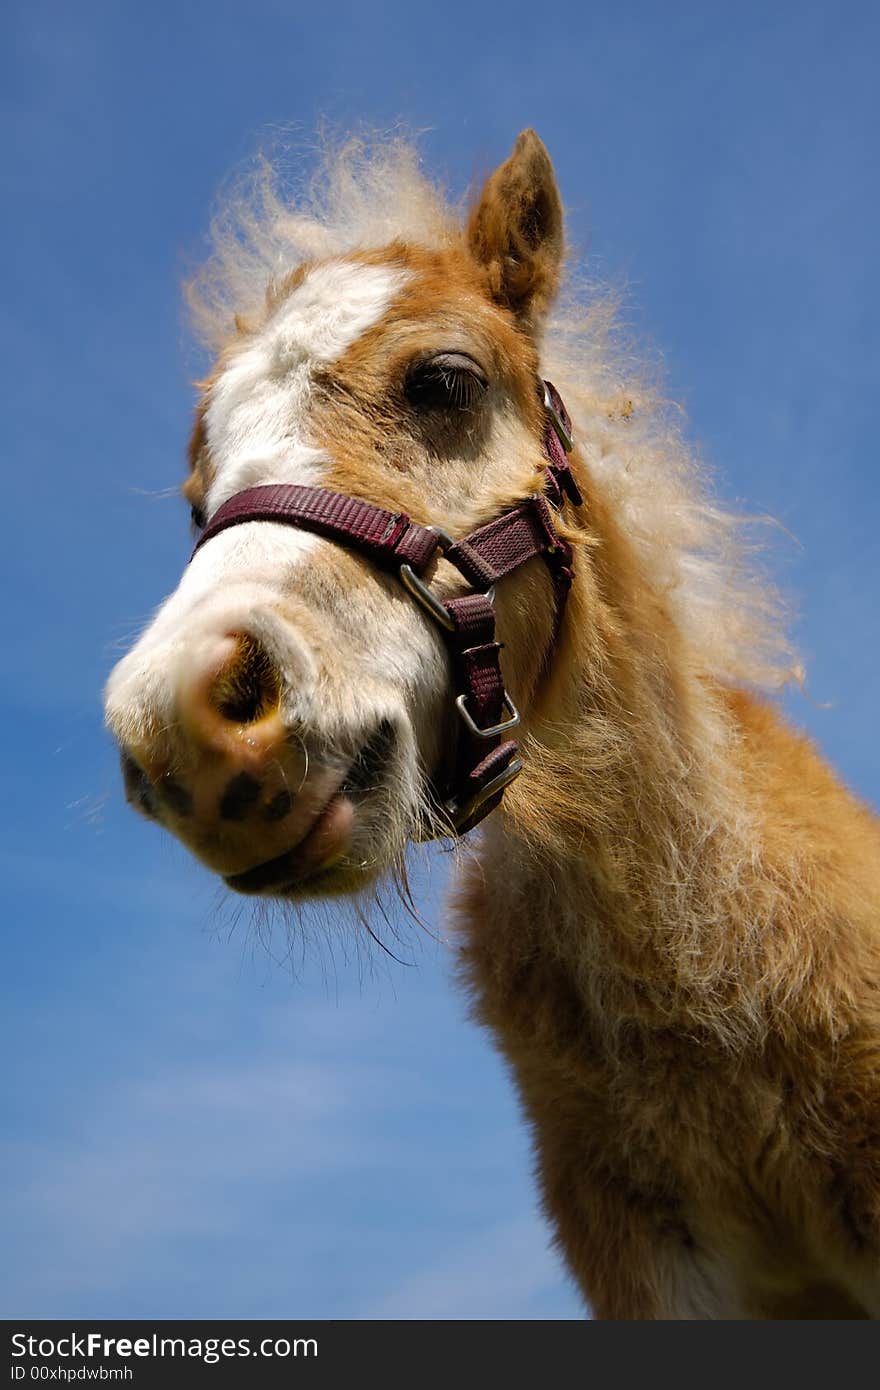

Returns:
191,380,580,835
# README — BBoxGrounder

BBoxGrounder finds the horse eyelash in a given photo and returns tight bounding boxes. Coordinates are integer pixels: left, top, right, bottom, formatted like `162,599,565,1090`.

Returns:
446,367,484,410
404,354,488,412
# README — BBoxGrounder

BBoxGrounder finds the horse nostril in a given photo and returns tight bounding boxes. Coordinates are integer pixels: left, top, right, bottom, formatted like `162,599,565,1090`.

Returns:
176,632,286,760
210,634,282,726
120,751,160,820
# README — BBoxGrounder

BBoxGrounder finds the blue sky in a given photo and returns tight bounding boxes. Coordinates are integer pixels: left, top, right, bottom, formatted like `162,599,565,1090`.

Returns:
2,0,877,1320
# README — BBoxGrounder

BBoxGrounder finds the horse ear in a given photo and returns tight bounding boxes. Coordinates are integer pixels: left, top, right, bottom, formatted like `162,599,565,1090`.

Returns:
466,129,564,330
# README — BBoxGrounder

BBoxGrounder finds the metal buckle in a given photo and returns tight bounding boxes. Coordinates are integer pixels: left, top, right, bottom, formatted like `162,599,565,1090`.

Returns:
447,756,524,832
399,526,497,631
398,526,455,630
455,691,520,739
399,564,455,630
542,381,574,453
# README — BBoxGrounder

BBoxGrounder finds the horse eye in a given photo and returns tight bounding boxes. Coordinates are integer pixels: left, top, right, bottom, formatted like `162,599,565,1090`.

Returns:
404,352,488,412
190,503,206,532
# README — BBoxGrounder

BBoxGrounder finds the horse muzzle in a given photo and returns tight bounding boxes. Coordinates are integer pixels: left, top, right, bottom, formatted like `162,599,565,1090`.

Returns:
108,625,404,892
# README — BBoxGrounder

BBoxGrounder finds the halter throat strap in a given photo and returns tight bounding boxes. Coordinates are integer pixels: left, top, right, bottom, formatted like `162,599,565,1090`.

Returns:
191,380,579,835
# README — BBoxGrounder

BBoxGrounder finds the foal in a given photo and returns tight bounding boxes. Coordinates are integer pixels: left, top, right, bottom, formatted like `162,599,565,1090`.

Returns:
105,130,880,1319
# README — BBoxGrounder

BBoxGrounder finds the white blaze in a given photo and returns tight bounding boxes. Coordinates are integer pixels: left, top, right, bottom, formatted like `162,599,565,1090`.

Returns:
204,258,410,512
105,257,413,734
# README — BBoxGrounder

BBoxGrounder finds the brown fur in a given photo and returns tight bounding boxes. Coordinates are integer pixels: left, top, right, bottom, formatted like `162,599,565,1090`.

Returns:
152,131,880,1317
447,141,880,1315
458,570,880,1316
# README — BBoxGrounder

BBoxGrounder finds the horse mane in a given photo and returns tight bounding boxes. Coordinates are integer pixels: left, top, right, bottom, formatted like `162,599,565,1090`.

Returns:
186,131,799,695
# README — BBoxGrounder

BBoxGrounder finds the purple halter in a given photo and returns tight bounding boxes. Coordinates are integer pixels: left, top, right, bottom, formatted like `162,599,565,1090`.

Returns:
192,381,581,835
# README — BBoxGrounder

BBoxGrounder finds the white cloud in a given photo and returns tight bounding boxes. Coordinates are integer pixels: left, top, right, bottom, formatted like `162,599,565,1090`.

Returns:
3,1051,401,1308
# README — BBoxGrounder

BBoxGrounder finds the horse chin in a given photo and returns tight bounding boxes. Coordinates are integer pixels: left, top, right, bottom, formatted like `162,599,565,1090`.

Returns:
221,728,420,902
231,805,412,903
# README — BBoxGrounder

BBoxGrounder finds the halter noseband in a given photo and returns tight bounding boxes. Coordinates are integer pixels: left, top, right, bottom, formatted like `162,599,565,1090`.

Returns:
191,381,581,836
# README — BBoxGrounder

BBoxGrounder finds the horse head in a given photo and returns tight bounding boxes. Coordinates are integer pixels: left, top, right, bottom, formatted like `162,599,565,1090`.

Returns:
104,131,580,897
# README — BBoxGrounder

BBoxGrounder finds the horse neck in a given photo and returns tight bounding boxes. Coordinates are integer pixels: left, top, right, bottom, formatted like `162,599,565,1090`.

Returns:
458,494,764,1051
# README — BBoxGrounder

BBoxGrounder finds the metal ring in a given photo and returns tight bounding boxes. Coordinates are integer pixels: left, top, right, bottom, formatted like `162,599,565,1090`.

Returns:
455,691,520,740
399,527,494,630
426,524,455,552
542,381,574,452
398,564,455,631
447,756,524,831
